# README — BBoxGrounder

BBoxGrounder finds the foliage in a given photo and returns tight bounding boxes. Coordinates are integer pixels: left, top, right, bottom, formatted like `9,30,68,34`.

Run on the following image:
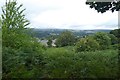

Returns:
2,0,29,48
0,21,1,80
75,37,99,52
93,32,111,50
43,48,118,78
2,46,44,78
29,29,111,39
43,48,75,78
0,18,1,27
1,0,45,78
1,0,119,78
110,44,118,50
108,34,118,45
47,39,52,47
1,0,29,30
55,31,75,47
86,0,120,13
110,29,120,38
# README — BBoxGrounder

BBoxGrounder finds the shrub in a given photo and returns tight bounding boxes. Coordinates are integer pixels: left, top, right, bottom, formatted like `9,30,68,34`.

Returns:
43,48,75,78
108,34,118,45
110,44,119,50
55,31,75,47
2,45,45,78
47,39,52,47
1,0,45,78
43,48,118,78
75,37,99,52
93,32,111,50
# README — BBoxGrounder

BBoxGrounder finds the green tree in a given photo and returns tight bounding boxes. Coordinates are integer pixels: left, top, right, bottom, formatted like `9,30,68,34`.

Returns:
86,0,120,13
110,29,120,38
1,0,29,30
1,0,30,48
0,18,1,27
47,39,52,47
75,37,99,52
109,29,120,49
0,18,1,80
1,0,45,78
93,32,111,50
108,34,118,45
55,31,75,47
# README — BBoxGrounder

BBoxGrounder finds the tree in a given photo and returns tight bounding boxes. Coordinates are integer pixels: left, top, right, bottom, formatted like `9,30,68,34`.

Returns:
1,0,30,48
93,32,111,50
110,29,120,38
108,34,118,45
75,37,99,52
1,0,45,78
1,0,30,30
55,31,75,47
86,0,120,13
47,39,52,47
0,18,1,28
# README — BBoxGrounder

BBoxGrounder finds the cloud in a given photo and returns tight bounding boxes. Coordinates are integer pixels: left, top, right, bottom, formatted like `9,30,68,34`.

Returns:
0,0,118,30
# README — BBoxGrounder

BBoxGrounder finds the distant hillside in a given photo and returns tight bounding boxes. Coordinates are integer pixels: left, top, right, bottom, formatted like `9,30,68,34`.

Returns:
30,28,111,39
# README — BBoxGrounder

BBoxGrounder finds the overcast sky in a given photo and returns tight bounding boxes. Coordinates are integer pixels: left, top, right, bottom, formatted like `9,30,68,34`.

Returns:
0,0,118,30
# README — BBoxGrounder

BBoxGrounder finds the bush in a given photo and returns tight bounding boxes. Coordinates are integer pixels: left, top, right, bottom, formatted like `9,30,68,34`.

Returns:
47,39,52,47
1,0,45,78
110,44,119,50
43,48,75,78
55,31,75,47
75,37,99,52
93,32,111,50
108,34,118,45
2,45,45,78
43,48,118,78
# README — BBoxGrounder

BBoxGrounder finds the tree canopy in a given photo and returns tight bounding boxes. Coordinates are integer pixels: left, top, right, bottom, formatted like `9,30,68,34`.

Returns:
75,37,99,52
55,31,75,47
93,32,111,50
2,0,45,78
86,0,120,13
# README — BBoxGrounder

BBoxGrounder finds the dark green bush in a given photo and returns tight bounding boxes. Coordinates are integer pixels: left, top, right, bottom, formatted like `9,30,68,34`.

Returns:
43,48,75,78
43,48,118,78
55,31,75,47
110,44,118,49
108,34,118,45
47,39,52,47
75,37,99,52
93,32,111,50
2,45,45,78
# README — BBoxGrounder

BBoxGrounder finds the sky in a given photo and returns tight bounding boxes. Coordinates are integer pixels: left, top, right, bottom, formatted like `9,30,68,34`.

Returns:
0,0,118,30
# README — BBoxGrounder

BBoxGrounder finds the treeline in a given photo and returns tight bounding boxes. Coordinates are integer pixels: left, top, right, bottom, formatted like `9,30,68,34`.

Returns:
29,28,111,39
52,29,119,51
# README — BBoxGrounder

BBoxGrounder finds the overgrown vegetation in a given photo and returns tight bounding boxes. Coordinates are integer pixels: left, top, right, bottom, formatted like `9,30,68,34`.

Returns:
55,30,76,47
75,37,99,52
2,0,45,78
1,0,119,79
43,48,118,78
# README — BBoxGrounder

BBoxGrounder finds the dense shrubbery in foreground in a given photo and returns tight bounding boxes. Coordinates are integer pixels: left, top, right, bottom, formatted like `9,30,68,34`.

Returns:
43,48,118,78
1,0,119,79
3,47,119,78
